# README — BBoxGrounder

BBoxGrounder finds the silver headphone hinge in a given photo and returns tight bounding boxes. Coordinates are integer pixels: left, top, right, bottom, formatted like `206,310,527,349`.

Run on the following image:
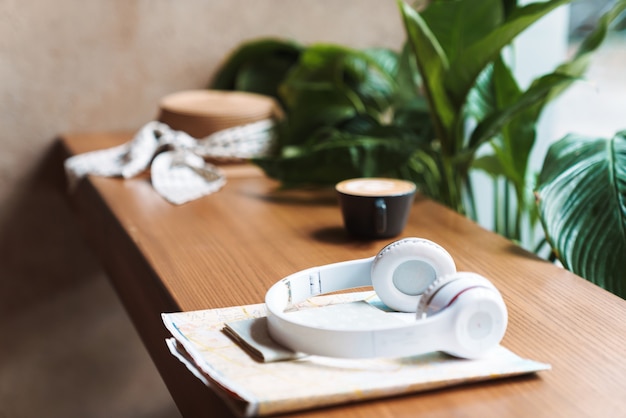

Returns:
309,270,322,296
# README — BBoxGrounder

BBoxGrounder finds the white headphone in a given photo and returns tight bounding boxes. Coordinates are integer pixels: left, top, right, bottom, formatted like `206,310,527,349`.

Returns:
265,238,507,360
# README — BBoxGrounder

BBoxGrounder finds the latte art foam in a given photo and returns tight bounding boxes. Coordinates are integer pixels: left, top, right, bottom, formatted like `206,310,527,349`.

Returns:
336,178,416,197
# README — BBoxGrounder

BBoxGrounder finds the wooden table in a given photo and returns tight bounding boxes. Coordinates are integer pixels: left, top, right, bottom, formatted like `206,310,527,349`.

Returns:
60,132,626,418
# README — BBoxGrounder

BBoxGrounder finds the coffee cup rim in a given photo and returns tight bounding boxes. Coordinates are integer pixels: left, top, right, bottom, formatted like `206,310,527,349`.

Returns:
335,177,416,197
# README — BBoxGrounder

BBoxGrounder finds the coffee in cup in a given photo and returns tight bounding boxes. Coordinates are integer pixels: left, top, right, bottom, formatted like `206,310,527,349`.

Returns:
336,178,416,238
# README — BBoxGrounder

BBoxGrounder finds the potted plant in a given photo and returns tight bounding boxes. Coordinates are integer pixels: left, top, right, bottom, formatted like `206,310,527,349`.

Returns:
210,0,626,297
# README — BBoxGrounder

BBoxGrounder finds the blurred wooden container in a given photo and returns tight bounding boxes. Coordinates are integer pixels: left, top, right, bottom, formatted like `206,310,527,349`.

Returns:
157,90,280,138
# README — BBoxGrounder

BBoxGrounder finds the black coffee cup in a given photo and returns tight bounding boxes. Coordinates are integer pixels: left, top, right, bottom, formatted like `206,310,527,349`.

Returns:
336,178,416,238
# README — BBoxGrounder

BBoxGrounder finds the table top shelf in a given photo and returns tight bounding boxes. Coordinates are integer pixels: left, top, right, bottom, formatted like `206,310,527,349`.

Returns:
61,132,626,418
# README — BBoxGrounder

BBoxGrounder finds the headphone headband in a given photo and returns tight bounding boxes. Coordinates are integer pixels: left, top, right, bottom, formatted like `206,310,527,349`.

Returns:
265,238,507,359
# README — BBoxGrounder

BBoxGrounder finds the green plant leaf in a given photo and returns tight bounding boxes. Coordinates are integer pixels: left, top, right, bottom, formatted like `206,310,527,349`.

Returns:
501,0,518,19
209,38,303,101
472,154,506,178
420,0,504,63
278,44,399,143
473,56,538,190
362,47,401,81
393,43,423,108
469,1,625,244
467,72,576,154
399,1,455,148
445,0,571,107
536,132,626,298
466,63,496,121
491,57,532,184
254,130,419,186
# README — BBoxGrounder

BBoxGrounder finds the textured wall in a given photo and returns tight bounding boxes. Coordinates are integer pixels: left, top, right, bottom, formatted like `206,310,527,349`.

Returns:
1,0,403,196
0,0,403,313
0,2,403,416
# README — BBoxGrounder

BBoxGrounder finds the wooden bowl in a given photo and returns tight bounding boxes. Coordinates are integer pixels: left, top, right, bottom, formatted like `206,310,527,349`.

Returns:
157,90,280,138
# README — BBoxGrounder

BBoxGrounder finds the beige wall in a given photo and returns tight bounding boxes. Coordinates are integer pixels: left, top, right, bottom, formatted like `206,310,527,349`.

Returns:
1,0,403,195
0,1,402,415
0,0,403,312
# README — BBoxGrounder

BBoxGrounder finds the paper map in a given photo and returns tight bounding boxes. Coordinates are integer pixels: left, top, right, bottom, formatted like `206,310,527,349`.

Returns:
162,292,550,417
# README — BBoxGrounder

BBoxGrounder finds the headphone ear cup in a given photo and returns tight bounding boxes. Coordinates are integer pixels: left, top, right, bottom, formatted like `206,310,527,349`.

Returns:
417,272,508,359
370,238,456,312
417,272,498,318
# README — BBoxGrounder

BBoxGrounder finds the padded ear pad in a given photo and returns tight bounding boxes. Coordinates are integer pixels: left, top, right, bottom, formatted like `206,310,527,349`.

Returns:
370,238,456,312
416,272,498,318
417,272,508,359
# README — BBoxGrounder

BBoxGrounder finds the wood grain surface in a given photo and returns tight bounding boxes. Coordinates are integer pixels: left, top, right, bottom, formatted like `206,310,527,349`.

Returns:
60,132,626,418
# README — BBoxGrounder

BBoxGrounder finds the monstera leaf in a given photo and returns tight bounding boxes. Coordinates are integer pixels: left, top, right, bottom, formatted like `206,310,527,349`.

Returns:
536,131,626,298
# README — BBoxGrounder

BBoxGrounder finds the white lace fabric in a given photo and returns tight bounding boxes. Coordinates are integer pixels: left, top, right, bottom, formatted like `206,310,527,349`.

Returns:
64,119,275,205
